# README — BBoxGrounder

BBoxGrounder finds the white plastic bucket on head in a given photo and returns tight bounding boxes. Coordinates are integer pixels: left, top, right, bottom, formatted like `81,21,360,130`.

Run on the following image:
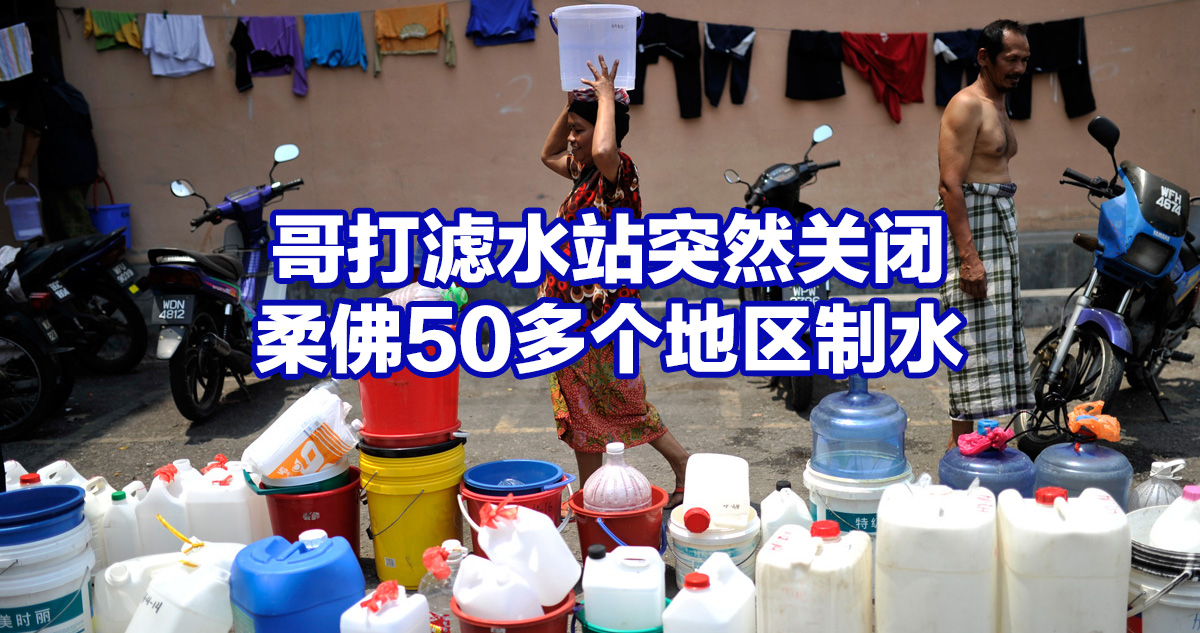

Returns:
1127,505,1200,633
4,182,42,240
0,519,95,633
803,462,914,534
668,506,760,587
550,4,642,91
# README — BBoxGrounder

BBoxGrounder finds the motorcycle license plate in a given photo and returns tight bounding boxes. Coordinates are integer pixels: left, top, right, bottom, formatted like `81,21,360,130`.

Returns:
47,280,71,301
787,283,829,304
36,316,58,343
109,260,140,295
152,295,194,325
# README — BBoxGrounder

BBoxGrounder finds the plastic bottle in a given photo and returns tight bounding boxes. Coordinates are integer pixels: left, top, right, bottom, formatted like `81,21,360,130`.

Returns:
760,480,812,542
103,490,142,565
583,442,653,512
185,464,255,544
1033,441,1133,510
18,472,41,487
37,459,89,488
756,521,873,633
1148,485,1200,553
137,465,191,555
938,419,1036,497
809,374,908,479
341,581,430,633
451,555,543,622
223,460,273,541
582,544,666,631
476,505,581,606
4,459,26,490
92,553,187,633
1129,459,1186,511
85,476,117,574
682,454,751,529
125,564,233,633
166,459,202,497
417,539,468,633
662,552,755,633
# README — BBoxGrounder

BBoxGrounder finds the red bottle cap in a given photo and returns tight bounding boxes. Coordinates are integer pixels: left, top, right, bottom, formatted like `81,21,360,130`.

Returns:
811,520,840,538
1036,487,1069,505
18,473,40,485
683,507,711,533
683,572,710,589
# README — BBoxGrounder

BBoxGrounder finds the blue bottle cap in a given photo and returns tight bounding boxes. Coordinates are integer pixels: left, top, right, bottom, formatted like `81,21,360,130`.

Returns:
976,419,999,436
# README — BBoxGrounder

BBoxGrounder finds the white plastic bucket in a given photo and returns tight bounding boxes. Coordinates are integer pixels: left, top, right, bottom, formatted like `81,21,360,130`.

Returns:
803,462,914,534
4,182,42,240
0,519,95,633
668,506,760,587
1128,505,1200,633
549,4,641,91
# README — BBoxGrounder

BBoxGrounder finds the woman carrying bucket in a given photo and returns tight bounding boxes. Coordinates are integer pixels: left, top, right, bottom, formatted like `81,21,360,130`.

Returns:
538,55,689,508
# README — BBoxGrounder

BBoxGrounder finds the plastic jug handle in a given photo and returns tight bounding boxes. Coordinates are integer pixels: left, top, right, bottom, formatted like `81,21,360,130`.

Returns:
549,12,557,34
457,493,484,534
542,473,577,492
1152,459,1187,479
636,11,645,37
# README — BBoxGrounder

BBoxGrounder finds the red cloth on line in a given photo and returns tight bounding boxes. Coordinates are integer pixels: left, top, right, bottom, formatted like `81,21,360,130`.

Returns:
840,32,927,123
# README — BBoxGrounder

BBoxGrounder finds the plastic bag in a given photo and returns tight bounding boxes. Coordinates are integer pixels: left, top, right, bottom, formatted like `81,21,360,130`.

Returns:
1129,459,1186,511
240,385,357,479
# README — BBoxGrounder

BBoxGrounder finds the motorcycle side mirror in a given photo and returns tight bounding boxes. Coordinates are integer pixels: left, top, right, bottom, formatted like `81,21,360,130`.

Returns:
170,179,195,198
724,169,742,184
273,144,300,164
1087,116,1119,153
812,125,833,144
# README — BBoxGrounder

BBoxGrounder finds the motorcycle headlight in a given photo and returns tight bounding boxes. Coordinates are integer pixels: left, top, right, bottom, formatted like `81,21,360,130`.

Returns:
1122,234,1174,276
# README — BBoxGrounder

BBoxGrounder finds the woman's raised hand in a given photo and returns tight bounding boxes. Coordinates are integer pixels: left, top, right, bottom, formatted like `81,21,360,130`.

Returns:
582,55,619,96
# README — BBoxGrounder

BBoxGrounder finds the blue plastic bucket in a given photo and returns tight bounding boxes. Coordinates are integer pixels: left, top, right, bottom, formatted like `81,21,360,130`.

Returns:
89,205,131,248
463,460,572,495
0,486,86,547
4,181,42,240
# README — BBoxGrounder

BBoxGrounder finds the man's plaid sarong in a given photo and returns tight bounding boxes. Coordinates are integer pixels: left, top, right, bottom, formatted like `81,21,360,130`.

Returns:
936,183,1035,421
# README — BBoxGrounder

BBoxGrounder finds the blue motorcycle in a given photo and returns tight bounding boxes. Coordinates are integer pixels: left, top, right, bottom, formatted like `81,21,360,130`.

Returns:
1023,116,1200,451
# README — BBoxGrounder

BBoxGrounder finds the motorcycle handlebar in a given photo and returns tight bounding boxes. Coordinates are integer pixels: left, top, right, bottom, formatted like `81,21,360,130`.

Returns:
1063,168,1093,185
278,178,304,192
813,160,841,171
190,209,220,228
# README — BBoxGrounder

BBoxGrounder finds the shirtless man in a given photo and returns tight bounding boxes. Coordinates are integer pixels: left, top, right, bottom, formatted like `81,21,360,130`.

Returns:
937,20,1036,448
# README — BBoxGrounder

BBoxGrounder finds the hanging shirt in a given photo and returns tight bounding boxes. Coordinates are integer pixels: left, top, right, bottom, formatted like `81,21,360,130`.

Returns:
230,16,308,96
0,22,34,82
142,14,214,78
374,4,456,75
303,12,368,70
84,10,142,51
785,30,845,101
465,0,538,46
932,29,982,106
841,32,927,123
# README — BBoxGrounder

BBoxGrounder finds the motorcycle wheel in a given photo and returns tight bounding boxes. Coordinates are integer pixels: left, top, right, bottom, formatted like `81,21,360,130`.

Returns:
76,285,148,374
0,328,60,440
788,375,814,414
169,311,224,421
1029,325,1125,409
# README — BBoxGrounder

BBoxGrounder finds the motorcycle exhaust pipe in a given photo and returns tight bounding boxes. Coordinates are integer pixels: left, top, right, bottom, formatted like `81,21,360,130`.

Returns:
201,332,253,375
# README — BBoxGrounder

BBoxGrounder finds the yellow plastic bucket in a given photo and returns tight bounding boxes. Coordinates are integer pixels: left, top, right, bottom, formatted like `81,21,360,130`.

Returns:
359,438,466,589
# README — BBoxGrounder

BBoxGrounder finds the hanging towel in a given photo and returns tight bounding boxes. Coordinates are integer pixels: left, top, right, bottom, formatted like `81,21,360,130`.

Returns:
374,4,456,74
1008,18,1095,120
231,16,308,96
703,23,755,106
841,32,927,123
933,29,981,106
785,30,845,101
303,13,368,70
466,0,538,46
0,23,34,82
142,14,214,78
84,10,142,51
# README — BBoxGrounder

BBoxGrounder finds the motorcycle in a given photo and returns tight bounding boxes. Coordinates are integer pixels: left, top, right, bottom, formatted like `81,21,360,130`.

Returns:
1022,116,1200,453
723,124,840,413
147,144,302,421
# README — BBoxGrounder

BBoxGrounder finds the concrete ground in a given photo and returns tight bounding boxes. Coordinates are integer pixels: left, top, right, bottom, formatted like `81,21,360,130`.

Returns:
4,325,1199,590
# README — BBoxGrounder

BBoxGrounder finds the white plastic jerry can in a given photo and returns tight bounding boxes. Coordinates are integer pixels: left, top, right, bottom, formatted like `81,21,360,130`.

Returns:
1148,484,1200,554
582,544,666,631
184,464,255,544
340,581,430,633
102,490,142,565
92,553,190,633
476,504,581,607
4,459,26,489
683,454,752,529
84,477,116,573
137,470,190,556
760,480,812,543
224,460,273,541
125,564,234,633
756,521,873,633
875,474,997,633
451,555,543,622
662,552,755,633
997,487,1130,633
37,459,89,488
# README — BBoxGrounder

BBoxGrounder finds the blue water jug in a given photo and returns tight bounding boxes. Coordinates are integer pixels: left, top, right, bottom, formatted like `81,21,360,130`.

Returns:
809,375,907,479
938,419,1036,497
230,529,365,633
1034,441,1133,511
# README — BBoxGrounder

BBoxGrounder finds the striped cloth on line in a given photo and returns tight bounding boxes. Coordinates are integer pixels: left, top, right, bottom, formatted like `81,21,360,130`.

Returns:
0,23,33,82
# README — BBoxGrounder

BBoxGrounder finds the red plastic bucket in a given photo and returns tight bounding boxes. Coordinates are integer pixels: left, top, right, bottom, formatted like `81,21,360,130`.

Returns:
262,466,362,554
451,592,575,633
568,486,668,554
458,476,574,557
357,366,460,448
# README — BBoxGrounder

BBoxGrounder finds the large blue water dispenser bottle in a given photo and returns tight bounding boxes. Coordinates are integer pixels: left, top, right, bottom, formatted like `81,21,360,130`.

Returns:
809,375,908,479
1034,438,1133,510
939,419,1036,497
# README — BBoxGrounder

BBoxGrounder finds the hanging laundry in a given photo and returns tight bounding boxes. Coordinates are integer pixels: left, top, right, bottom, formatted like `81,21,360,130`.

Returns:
932,29,981,106
230,17,307,97
785,30,845,101
374,4,456,75
0,23,34,82
303,13,368,70
841,32,927,123
631,13,702,119
142,14,214,78
1008,18,1094,120
84,10,141,51
703,23,755,106
466,0,538,47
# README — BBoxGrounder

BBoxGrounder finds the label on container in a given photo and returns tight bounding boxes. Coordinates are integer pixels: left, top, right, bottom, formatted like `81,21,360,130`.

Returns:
0,591,87,633
231,604,256,633
811,502,877,534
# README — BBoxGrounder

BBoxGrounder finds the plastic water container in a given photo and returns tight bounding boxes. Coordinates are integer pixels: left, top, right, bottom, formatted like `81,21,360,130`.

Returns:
549,4,641,91
1033,441,1133,510
1148,485,1200,553
682,454,751,529
668,505,761,586
0,501,94,633
997,487,1130,633
230,529,366,633
224,460,273,541
103,490,141,564
137,469,190,555
36,460,89,489
92,552,186,633
451,554,543,622
4,181,43,240
476,504,580,606
809,375,907,479
662,552,755,633
241,385,357,480
1129,459,1186,511
875,474,997,633
464,459,570,496
583,442,652,512
417,539,468,633
125,564,233,633
939,419,1036,497
760,480,812,543
582,544,665,631
84,477,117,573
3,460,26,490
756,521,873,633
342,582,430,633
185,462,264,545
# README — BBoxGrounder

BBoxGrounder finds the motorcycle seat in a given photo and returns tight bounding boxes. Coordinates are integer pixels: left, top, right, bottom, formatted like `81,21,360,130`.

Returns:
148,248,244,282
16,231,123,288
